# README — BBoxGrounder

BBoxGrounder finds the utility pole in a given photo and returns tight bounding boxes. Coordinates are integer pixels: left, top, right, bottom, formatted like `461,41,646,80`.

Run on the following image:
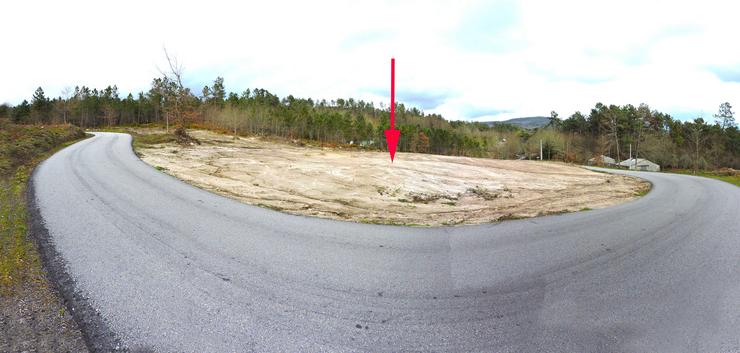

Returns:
540,139,543,161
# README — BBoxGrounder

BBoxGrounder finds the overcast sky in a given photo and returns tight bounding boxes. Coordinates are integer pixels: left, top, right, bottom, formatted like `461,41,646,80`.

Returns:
2,0,739,121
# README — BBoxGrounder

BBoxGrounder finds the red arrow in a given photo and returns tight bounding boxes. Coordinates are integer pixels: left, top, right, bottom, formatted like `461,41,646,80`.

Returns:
384,58,400,162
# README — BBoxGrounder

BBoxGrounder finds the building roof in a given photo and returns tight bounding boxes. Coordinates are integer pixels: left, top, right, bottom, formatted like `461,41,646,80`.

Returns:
618,158,658,167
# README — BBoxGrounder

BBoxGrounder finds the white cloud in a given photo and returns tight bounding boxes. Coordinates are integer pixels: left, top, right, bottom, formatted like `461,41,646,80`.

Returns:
1,0,739,121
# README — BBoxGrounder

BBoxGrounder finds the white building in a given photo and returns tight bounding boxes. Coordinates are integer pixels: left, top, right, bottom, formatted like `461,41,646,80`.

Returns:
618,158,660,172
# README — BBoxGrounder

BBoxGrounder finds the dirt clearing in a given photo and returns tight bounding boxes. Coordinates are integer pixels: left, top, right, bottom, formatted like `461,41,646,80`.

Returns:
136,129,649,226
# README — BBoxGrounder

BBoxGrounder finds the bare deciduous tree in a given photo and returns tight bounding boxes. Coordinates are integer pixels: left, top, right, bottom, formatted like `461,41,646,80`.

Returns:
61,86,72,124
158,47,186,133
633,104,650,169
606,110,621,162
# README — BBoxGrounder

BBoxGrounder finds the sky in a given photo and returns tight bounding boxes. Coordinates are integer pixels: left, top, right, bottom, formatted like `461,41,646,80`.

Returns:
1,0,740,122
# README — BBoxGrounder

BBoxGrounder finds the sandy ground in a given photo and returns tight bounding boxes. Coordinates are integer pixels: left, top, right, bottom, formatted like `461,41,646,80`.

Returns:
137,129,649,226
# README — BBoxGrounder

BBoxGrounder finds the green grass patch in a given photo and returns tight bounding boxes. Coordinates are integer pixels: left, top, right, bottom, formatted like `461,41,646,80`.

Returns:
0,122,87,293
133,132,178,148
88,125,178,149
665,169,740,187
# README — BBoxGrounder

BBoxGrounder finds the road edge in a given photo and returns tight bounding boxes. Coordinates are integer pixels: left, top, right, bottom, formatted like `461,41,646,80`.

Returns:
26,150,124,353
583,165,654,196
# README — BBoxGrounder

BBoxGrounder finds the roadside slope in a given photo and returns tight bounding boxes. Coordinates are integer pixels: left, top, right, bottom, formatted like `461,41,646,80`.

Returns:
0,123,87,353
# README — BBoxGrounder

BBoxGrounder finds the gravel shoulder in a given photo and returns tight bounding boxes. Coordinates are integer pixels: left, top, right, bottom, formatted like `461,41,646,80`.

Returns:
137,129,650,226
0,279,87,353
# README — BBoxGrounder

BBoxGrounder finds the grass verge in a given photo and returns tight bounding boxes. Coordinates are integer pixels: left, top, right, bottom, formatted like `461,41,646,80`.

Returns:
585,164,739,187
0,123,87,287
664,168,740,187
0,121,89,351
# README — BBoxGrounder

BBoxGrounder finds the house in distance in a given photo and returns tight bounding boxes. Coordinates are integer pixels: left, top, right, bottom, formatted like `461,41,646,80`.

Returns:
618,158,661,172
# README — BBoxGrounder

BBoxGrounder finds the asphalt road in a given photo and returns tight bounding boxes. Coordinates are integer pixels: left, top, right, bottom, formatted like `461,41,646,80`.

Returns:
31,132,740,352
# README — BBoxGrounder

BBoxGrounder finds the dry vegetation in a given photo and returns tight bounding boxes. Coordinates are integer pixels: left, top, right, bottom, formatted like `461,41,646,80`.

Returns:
136,128,650,226
0,122,87,351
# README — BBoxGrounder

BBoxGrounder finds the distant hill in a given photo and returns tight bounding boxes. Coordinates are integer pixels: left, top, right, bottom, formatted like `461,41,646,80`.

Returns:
483,116,550,129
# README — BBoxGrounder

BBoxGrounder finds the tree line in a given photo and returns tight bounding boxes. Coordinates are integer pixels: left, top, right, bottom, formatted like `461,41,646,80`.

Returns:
1,77,737,170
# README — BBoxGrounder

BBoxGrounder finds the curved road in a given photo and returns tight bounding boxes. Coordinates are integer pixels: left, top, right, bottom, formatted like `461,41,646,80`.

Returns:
32,133,739,352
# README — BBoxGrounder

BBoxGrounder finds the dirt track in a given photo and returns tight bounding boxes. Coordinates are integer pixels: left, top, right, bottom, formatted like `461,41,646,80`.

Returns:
137,129,649,226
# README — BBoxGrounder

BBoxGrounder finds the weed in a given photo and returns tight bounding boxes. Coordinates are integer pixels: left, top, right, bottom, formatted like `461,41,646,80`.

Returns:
497,214,526,221
0,124,86,292
407,192,458,204
256,203,283,211
467,186,498,200
441,219,464,226
408,192,440,203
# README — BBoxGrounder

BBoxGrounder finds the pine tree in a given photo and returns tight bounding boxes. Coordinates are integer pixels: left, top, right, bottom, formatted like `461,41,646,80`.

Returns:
714,102,736,130
31,87,51,123
12,100,31,123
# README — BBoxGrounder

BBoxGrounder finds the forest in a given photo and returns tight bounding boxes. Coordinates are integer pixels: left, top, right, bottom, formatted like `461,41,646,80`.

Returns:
1,76,738,170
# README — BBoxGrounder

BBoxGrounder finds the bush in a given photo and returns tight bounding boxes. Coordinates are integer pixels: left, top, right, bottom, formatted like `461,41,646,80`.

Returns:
174,127,200,145
715,167,740,177
0,124,84,177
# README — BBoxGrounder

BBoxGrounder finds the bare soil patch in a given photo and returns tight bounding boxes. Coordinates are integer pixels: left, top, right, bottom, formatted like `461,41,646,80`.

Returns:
1,280,87,353
137,129,649,226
